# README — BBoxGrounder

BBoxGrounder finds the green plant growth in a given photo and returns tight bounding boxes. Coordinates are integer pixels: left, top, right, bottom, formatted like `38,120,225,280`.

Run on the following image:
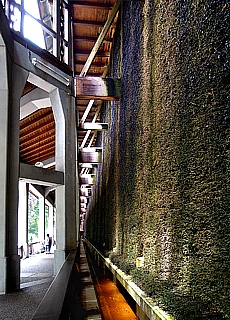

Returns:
45,205,49,231
28,193,39,242
85,0,230,319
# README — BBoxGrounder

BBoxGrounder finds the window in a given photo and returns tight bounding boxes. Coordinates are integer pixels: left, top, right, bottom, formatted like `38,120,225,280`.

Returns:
4,0,70,64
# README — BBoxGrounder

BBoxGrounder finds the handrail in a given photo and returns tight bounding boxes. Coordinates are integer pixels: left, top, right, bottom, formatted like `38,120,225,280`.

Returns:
32,250,76,320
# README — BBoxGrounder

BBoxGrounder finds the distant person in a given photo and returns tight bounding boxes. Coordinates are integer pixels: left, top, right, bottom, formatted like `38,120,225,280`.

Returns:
45,234,52,254
49,235,52,253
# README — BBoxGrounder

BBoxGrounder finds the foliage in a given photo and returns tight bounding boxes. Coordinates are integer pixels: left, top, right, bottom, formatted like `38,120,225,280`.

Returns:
86,0,230,319
28,195,39,241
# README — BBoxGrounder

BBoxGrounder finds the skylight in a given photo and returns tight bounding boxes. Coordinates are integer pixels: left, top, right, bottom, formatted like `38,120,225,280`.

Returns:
9,0,46,49
4,0,70,64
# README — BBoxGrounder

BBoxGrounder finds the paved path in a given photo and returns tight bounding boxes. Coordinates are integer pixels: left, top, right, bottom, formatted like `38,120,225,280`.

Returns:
0,253,54,320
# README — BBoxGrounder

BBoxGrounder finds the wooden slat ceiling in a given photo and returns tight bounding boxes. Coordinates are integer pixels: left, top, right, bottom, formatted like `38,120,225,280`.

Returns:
74,0,118,148
20,0,118,167
19,107,55,165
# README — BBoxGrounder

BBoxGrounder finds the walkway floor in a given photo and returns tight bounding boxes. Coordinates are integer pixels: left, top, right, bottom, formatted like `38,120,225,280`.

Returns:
0,253,54,320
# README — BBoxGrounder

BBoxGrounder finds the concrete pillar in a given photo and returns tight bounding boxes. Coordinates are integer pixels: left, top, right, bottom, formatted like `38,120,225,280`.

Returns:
50,88,78,274
0,34,28,293
38,195,45,243
53,207,56,247
48,204,54,237
18,182,29,258
0,34,9,294
47,204,54,252
76,170,80,243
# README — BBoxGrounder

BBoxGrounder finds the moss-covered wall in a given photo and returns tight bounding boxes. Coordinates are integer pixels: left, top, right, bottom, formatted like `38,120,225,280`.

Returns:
85,0,230,319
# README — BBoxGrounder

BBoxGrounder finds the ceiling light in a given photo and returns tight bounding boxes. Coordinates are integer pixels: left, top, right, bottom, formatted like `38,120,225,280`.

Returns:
35,161,44,168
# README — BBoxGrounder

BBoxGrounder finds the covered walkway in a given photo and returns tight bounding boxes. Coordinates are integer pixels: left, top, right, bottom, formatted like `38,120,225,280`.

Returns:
0,253,54,319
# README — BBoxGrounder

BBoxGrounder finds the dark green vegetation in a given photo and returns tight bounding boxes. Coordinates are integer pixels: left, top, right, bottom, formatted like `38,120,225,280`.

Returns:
28,193,39,241
86,1,230,319
28,192,49,242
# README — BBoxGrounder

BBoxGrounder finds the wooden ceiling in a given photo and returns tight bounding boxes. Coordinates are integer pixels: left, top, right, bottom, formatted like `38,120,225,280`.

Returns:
19,107,55,165
20,0,119,166
72,0,116,76
73,0,118,148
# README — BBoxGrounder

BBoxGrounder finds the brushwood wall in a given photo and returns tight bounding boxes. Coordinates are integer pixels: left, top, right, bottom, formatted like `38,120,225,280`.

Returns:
85,1,230,319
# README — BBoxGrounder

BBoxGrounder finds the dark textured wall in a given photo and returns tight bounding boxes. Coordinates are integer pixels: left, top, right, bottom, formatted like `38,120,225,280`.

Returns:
85,1,230,319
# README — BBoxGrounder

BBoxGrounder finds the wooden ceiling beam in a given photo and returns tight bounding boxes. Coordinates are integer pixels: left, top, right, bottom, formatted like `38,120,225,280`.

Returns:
22,147,55,163
77,99,101,105
20,128,55,149
20,108,52,129
78,110,98,115
20,135,55,155
78,111,100,117
73,1,112,10
75,71,106,77
73,19,105,27
22,141,55,158
20,122,55,142
78,115,97,122
74,36,112,42
74,50,110,57
20,114,54,137
77,104,97,108
77,105,98,110
80,0,121,76
75,61,107,67
78,110,98,116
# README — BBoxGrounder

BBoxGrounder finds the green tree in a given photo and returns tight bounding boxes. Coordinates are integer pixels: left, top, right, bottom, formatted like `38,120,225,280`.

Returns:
28,193,39,241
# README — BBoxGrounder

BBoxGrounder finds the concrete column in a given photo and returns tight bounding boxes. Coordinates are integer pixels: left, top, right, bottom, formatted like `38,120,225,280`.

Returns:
38,196,45,243
48,204,54,237
18,182,29,258
53,207,56,248
0,34,9,294
47,204,54,252
50,88,78,274
76,172,80,242
0,34,28,293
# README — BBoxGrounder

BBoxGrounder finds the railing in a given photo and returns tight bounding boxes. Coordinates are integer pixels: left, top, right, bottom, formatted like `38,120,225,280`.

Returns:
2,0,72,67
